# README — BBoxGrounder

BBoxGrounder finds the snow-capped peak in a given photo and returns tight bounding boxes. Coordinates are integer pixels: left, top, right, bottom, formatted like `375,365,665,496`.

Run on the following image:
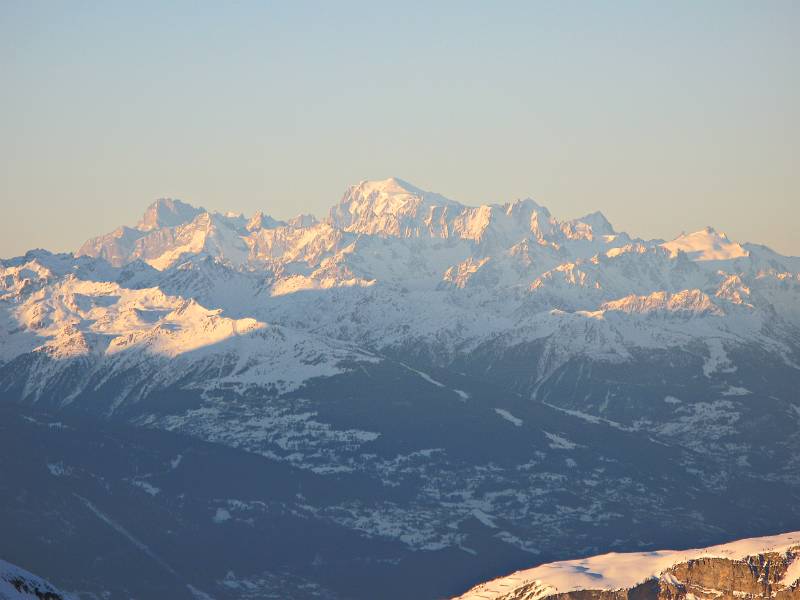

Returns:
661,226,749,261
287,213,318,228
136,198,204,231
355,176,446,200
327,177,463,236
575,210,615,236
246,210,284,232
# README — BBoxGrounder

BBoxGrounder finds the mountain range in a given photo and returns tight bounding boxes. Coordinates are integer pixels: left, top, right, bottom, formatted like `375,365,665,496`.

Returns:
1,177,799,599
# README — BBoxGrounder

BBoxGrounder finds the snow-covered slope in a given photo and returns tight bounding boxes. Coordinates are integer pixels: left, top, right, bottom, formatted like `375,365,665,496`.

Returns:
0,254,376,409
0,558,71,599
454,531,800,600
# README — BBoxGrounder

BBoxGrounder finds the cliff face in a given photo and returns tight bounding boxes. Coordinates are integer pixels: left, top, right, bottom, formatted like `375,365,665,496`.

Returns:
455,534,800,600
658,553,800,600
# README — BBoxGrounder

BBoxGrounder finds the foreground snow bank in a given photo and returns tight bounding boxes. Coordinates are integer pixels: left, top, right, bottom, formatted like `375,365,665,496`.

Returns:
455,530,800,599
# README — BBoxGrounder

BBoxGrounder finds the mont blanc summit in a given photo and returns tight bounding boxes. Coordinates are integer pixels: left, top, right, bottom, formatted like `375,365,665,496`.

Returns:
2,178,799,599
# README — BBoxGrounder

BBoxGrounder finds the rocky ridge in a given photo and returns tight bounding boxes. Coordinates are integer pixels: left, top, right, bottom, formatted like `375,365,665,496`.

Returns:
455,531,800,600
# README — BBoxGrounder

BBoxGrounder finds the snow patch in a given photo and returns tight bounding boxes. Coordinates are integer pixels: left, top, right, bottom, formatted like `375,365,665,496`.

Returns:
495,409,523,426
781,554,800,586
213,508,231,524
543,432,577,450
131,479,160,496
703,339,737,377
471,509,498,529
47,462,70,477
400,362,445,388
721,386,750,396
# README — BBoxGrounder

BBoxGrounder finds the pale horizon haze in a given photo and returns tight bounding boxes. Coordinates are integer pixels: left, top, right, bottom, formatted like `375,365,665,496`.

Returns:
1,1,798,257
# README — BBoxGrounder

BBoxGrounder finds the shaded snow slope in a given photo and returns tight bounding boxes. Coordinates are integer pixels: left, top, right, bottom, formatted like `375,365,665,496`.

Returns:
0,558,71,599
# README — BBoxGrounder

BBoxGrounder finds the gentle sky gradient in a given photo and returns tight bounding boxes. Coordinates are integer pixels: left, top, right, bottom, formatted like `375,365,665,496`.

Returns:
1,1,798,257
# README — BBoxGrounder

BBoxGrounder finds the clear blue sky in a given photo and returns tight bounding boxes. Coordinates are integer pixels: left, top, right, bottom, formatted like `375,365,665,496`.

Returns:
2,1,798,256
